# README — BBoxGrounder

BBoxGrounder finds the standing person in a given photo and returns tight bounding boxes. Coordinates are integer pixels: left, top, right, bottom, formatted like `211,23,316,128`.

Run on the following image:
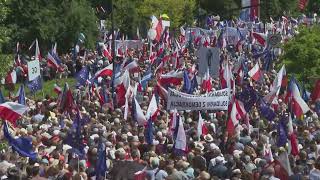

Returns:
310,157,320,180
145,157,168,180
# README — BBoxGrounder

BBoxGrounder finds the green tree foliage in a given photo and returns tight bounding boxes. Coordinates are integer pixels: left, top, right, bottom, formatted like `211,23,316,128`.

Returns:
94,0,196,38
0,0,11,52
0,54,14,79
200,0,239,19
306,0,320,15
6,0,98,54
280,25,320,88
260,0,299,20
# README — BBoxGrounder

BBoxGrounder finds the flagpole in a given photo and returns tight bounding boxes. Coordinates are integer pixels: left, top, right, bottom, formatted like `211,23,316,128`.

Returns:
111,0,116,110
77,155,80,173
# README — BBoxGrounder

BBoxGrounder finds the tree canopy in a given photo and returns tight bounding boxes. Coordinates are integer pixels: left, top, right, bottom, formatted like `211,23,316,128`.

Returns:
281,25,320,88
5,0,98,54
0,0,318,54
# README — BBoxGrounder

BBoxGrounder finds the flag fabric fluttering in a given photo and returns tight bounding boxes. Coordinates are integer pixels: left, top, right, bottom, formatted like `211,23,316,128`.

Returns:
98,86,109,106
220,62,234,90
248,63,261,81
227,101,239,136
145,94,158,121
132,97,147,126
197,112,208,140
259,99,276,121
95,140,107,180
75,66,90,86
0,102,28,125
65,111,85,158
93,63,113,79
17,85,26,105
173,115,187,151
277,117,288,147
3,121,37,160
0,90,5,104
160,70,184,86
298,0,308,11
237,86,258,112
145,118,154,145
287,113,299,156
289,77,310,117
27,76,43,93
35,39,42,61
53,84,62,95
47,51,63,72
100,43,113,61
140,67,152,91
182,70,191,93
201,68,212,92
252,32,267,46
58,83,74,113
2,70,17,85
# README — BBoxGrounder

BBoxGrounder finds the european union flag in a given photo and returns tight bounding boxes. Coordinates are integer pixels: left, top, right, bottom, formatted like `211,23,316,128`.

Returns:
65,111,85,158
237,86,258,112
145,118,154,145
182,71,191,94
3,121,37,160
259,99,276,121
27,76,42,93
0,90,5,103
75,66,89,87
190,76,198,94
277,117,288,147
17,85,26,105
95,140,107,180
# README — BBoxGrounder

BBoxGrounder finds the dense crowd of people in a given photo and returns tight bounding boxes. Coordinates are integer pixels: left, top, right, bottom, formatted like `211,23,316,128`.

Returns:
0,14,320,180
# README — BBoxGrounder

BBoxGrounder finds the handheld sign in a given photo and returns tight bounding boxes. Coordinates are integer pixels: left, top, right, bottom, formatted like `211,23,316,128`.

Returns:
28,59,40,81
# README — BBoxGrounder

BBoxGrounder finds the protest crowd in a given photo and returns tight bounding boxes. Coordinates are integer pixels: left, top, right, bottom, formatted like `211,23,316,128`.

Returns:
0,11,320,180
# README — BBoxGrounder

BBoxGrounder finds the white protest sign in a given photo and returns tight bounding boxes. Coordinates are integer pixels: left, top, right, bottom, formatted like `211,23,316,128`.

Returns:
167,88,230,111
162,20,170,27
28,59,40,81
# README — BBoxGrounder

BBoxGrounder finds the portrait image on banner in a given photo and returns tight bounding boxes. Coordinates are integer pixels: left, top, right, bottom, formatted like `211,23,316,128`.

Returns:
197,47,220,78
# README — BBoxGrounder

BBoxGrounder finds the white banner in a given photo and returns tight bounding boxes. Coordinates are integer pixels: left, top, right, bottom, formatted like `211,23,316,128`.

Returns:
167,88,230,111
27,60,40,81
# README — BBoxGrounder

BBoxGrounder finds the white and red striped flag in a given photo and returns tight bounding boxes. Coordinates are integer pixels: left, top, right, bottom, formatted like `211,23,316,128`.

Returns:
298,0,308,11
93,63,113,79
0,102,28,125
248,63,261,81
197,112,208,140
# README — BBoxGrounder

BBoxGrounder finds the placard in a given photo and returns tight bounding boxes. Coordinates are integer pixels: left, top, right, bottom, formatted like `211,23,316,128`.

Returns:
28,59,40,81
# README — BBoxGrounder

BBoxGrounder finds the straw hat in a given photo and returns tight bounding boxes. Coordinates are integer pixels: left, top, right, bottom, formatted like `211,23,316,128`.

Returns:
204,134,214,143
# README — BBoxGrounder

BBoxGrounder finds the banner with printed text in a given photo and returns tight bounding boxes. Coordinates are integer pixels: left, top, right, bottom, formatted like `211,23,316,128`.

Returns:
167,88,230,111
